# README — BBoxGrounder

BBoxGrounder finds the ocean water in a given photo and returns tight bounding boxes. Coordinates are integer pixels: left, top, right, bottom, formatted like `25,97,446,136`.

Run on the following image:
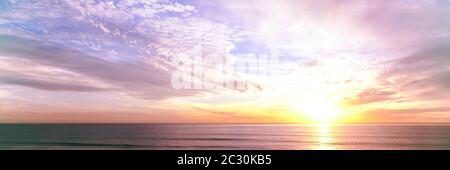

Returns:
0,124,449,150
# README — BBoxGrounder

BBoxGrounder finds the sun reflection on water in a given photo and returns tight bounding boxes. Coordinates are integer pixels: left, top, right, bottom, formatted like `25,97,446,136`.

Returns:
314,124,334,150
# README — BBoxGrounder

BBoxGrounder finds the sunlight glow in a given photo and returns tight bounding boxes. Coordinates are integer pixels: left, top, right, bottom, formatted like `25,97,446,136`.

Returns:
298,98,342,123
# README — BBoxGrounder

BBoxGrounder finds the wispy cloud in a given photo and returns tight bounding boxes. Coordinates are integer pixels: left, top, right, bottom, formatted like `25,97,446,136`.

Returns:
0,35,200,99
0,0,449,123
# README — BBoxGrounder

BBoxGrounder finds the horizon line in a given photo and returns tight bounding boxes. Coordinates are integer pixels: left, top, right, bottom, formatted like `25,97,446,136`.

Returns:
1,122,450,125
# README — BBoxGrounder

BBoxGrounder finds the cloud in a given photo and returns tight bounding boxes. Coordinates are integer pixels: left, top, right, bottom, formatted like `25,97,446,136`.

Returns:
362,107,450,121
0,73,107,92
347,88,398,105
192,106,236,116
0,0,245,93
0,0,239,61
0,0,450,123
376,40,450,101
0,35,197,99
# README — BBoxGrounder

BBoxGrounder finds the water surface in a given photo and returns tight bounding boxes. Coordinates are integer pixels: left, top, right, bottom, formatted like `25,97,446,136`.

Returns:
0,124,449,150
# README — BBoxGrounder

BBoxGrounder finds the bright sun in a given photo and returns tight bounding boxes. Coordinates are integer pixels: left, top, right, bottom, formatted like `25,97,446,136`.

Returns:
298,99,342,123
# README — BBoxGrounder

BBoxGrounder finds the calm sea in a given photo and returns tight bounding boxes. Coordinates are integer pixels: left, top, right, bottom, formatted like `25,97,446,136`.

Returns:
0,124,449,150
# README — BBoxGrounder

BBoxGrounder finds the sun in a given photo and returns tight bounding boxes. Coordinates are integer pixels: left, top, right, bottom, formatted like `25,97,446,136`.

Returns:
297,98,342,123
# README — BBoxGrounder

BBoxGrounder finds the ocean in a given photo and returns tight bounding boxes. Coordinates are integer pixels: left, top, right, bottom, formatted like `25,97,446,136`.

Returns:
0,124,449,150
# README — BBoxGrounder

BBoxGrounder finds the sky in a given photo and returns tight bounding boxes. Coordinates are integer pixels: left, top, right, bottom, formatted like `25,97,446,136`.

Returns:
0,0,449,123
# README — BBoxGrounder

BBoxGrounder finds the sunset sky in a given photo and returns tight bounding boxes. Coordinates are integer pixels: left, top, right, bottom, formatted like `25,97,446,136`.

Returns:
0,0,449,123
